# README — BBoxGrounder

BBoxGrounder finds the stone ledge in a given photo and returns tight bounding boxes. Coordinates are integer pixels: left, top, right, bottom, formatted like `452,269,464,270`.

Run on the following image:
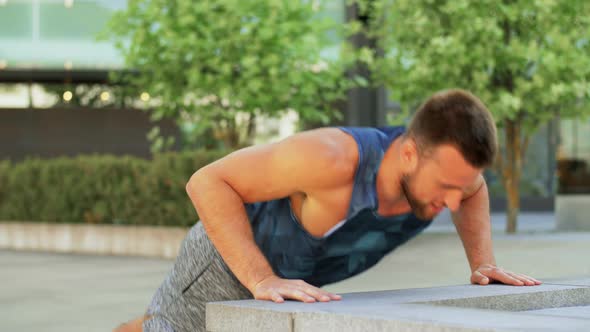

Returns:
0,222,187,258
421,287,590,311
206,278,590,332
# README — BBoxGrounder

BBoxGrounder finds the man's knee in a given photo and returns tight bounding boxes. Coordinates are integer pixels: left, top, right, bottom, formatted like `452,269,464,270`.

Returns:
113,315,150,332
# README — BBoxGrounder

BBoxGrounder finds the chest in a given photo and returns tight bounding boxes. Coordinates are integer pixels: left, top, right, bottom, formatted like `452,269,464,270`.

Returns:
288,184,354,238
288,181,414,238
289,186,406,238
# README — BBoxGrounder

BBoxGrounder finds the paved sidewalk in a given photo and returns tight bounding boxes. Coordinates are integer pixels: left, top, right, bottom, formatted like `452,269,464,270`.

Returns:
1,213,589,332
0,251,171,332
426,210,557,233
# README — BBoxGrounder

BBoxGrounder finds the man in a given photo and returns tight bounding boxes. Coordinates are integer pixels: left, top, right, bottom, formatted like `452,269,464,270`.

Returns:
116,89,541,332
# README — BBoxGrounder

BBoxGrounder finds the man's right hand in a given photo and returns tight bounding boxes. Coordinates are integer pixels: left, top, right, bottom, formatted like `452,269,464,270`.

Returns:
252,275,342,303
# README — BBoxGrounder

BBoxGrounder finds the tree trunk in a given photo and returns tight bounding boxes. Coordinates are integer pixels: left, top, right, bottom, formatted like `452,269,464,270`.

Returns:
225,118,240,149
212,115,239,150
505,173,520,233
493,12,529,233
245,113,257,145
502,119,523,233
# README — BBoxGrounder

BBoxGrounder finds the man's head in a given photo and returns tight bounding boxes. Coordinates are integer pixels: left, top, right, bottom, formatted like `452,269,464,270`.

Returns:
398,89,497,220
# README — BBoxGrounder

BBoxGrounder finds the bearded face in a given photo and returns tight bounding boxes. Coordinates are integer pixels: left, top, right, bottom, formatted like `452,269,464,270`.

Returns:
399,144,479,220
400,171,441,221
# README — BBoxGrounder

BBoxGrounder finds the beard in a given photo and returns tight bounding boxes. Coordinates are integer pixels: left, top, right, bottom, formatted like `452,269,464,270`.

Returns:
401,173,438,221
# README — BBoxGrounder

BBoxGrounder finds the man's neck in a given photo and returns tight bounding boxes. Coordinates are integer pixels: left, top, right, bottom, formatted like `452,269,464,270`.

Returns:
375,137,411,215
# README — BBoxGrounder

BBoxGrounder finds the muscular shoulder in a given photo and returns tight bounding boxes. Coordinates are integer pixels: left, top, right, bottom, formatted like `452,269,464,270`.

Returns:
198,127,360,203
276,127,359,189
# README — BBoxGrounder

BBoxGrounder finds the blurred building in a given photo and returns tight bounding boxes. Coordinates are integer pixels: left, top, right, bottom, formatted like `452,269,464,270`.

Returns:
0,0,180,161
1,0,582,211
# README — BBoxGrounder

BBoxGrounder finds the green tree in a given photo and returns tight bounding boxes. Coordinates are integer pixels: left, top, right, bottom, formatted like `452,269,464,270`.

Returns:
364,0,590,233
103,0,361,149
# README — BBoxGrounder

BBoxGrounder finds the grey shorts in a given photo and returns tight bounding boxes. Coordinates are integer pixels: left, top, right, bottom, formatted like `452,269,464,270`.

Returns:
143,222,253,332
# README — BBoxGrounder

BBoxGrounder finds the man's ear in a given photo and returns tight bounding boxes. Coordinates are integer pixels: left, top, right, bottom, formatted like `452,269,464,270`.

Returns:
400,137,419,173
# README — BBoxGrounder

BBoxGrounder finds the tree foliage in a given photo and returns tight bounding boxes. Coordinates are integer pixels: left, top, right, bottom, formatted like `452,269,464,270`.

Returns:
104,0,362,148
364,0,590,232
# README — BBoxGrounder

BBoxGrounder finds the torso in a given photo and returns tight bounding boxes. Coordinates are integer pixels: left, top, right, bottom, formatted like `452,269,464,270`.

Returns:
245,126,431,286
288,130,412,238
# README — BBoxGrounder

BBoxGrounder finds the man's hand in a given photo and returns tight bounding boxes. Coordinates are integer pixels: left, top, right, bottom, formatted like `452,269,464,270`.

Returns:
471,264,542,286
252,275,342,303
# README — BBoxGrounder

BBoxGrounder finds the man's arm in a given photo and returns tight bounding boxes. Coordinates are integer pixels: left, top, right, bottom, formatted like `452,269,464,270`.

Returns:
451,176,542,286
186,128,355,302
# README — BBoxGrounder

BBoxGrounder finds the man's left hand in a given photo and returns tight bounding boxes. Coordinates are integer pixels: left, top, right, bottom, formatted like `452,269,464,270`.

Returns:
471,264,542,286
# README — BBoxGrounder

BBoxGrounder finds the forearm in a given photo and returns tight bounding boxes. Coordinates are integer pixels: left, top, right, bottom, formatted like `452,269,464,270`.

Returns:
186,172,275,292
452,181,496,272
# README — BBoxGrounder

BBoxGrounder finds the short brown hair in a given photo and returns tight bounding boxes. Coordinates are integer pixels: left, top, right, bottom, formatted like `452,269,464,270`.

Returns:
406,89,497,168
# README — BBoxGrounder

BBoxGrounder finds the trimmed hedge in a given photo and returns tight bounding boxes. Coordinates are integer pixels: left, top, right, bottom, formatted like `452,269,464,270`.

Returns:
0,150,229,226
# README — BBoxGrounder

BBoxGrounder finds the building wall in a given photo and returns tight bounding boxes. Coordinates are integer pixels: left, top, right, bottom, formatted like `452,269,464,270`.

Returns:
0,107,180,161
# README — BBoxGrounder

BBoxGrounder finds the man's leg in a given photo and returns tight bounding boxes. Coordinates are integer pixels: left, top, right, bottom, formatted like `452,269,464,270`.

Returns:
140,222,252,332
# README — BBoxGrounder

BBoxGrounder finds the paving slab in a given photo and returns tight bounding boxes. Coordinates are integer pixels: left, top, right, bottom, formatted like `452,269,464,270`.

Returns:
207,279,590,332
293,304,590,332
527,305,590,320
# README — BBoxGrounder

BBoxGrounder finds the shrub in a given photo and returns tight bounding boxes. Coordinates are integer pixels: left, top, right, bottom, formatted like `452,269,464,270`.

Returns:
0,150,229,226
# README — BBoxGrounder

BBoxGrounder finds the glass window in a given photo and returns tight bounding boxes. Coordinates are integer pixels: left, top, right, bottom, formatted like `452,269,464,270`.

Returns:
0,0,125,69
0,2,32,38
40,1,113,39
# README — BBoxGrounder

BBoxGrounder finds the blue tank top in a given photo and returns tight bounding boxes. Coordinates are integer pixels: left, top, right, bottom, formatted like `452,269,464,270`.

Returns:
244,126,432,287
